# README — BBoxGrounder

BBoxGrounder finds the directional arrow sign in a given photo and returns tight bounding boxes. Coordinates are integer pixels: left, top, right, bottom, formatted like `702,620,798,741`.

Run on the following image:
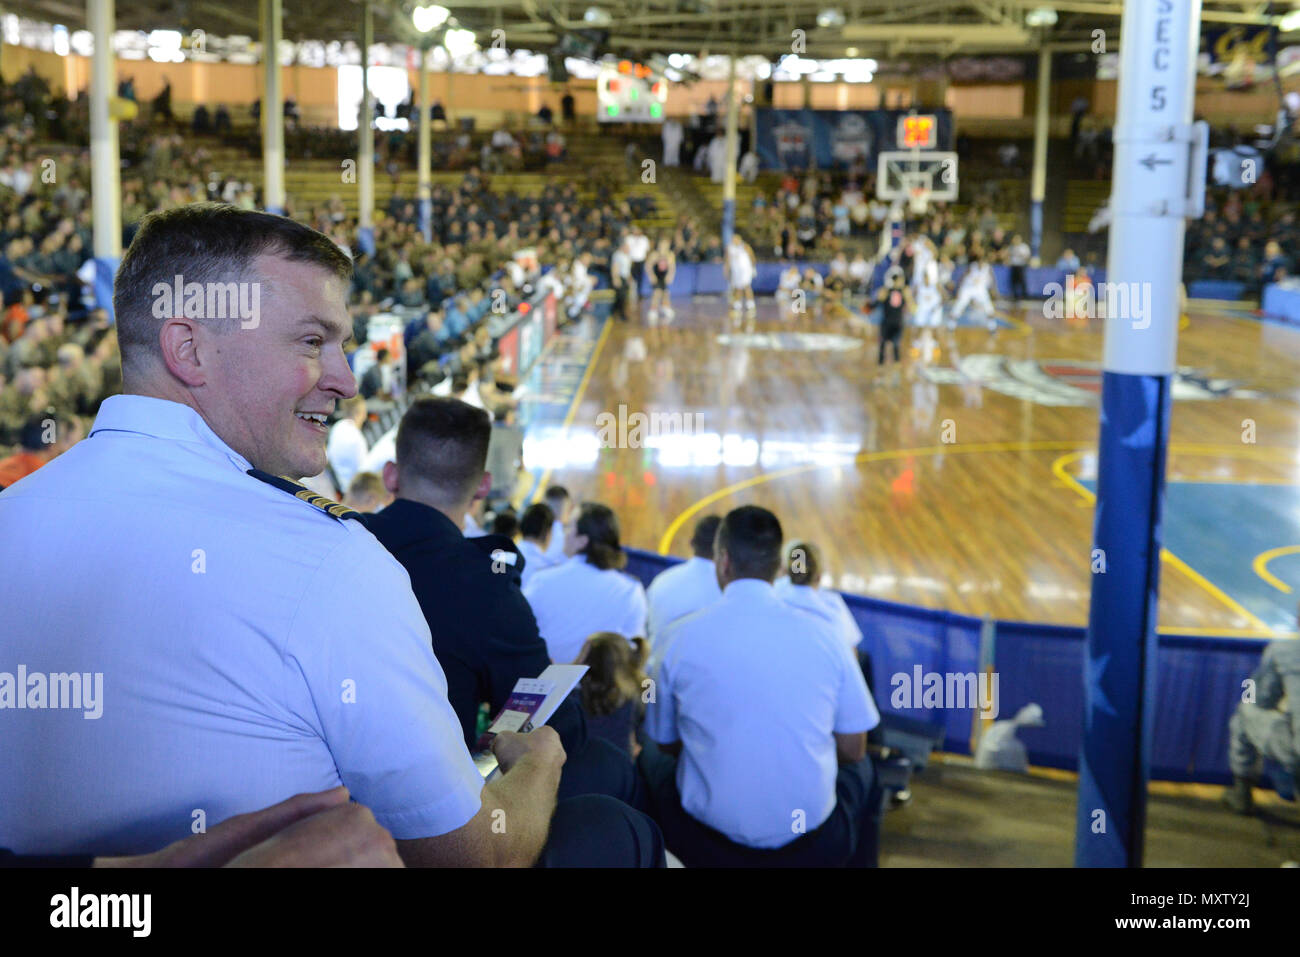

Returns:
1139,153,1173,171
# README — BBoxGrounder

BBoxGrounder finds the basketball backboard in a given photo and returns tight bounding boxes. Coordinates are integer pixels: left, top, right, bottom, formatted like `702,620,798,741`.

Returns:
876,150,959,208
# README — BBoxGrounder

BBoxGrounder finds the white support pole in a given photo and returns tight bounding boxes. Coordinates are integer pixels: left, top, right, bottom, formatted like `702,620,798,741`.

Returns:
1075,0,1202,869
87,0,121,319
418,45,432,242
260,0,285,214
358,2,375,255
1030,46,1051,259
721,54,739,248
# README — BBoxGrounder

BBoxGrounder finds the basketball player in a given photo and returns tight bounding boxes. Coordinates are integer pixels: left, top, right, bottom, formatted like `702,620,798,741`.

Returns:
950,255,998,332
913,255,945,330
911,237,936,298
875,267,913,369
647,236,676,322
776,260,802,318
724,233,757,318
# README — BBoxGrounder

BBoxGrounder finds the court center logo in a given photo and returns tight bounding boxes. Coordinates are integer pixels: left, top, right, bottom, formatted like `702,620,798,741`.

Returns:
152,275,261,329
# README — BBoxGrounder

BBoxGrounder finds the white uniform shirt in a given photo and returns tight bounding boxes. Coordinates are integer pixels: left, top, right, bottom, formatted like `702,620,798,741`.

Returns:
645,557,722,660
0,395,483,855
327,417,369,492
544,515,567,562
518,538,559,589
645,578,880,849
626,233,650,264
774,577,865,652
524,555,649,663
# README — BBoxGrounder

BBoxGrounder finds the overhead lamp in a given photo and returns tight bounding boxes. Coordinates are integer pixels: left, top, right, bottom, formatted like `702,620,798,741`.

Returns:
1025,7,1058,28
444,27,478,58
1281,9,1300,32
412,5,450,34
817,8,845,29
584,6,612,26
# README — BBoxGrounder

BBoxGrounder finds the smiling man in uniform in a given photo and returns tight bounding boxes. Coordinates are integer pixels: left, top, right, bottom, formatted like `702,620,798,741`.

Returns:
0,203,660,867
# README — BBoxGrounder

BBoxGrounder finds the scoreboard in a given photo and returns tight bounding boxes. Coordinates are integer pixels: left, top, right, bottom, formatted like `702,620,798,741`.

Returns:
898,114,938,150
597,60,668,123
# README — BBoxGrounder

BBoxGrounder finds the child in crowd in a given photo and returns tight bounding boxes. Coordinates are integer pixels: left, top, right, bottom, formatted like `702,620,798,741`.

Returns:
576,632,649,759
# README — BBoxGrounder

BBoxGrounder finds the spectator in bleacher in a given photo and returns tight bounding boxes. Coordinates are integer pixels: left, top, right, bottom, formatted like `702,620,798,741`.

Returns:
361,398,655,825
327,395,369,495
645,514,722,658
1200,237,1232,281
343,470,391,513
577,632,650,759
774,541,863,653
524,501,648,664
518,502,558,589
489,508,519,540
1259,239,1291,285
359,347,394,400
639,505,882,867
1055,248,1081,273
1231,235,1259,287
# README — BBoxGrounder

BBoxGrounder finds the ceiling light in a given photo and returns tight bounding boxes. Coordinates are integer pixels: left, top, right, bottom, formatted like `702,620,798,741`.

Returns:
1025,7,1058,28
412,5,450,34
817,8,845,29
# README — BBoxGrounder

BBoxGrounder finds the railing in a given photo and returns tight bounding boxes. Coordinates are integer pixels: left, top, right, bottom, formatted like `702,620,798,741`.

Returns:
623,547,1292,795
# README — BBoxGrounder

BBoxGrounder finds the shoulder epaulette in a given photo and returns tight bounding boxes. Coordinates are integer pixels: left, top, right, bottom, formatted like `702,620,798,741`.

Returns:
247,468,361,521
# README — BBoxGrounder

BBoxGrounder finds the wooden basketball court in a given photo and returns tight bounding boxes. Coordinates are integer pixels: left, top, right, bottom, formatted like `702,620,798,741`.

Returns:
523,298,1300,637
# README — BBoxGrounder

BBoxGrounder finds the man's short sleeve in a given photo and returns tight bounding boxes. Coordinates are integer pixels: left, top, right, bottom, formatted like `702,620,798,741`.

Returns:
833,639,880,735
282,530,484,840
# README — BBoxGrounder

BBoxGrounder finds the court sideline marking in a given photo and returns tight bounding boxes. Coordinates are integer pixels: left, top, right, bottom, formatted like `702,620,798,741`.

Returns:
526,316,615,505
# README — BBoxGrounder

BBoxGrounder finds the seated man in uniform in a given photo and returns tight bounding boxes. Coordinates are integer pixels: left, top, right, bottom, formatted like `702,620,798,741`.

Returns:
1224,609,1300,814
640,505,883,867
0,203,659,867
362,396,649,808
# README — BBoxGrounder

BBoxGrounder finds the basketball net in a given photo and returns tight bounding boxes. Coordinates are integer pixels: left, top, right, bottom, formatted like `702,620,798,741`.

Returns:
908,186,930,216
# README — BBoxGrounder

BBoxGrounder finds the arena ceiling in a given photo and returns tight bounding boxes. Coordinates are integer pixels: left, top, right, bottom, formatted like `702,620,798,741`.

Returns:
0,1,1292,59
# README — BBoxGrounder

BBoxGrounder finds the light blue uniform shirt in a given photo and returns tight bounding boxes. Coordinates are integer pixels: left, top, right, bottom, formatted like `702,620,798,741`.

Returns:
524,555,648,663
0,395,483,855
645,556,722,671
646,578,880,849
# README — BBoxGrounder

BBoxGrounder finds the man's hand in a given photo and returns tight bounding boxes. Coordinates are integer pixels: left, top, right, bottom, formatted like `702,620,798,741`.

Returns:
94,787,403,868
491,726,566,775
226,802,403,868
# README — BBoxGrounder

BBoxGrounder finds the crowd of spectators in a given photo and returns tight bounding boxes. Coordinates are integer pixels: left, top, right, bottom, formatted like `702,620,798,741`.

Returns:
1184,188,1299,292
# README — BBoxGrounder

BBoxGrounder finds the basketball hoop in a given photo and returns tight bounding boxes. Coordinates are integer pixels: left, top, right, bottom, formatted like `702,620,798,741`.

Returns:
908,186,930,215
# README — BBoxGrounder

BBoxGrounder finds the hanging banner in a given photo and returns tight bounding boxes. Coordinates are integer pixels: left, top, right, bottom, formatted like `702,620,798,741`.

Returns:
754,108,953,171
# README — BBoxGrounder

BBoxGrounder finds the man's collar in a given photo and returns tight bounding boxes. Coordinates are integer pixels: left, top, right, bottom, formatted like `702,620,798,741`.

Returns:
721,578,776,601
88,394,252,472
363,497,464,549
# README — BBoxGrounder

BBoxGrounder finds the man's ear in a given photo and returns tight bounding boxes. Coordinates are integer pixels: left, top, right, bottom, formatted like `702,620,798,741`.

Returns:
158,318,206,387
472,471,492,501
382,460,400,495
